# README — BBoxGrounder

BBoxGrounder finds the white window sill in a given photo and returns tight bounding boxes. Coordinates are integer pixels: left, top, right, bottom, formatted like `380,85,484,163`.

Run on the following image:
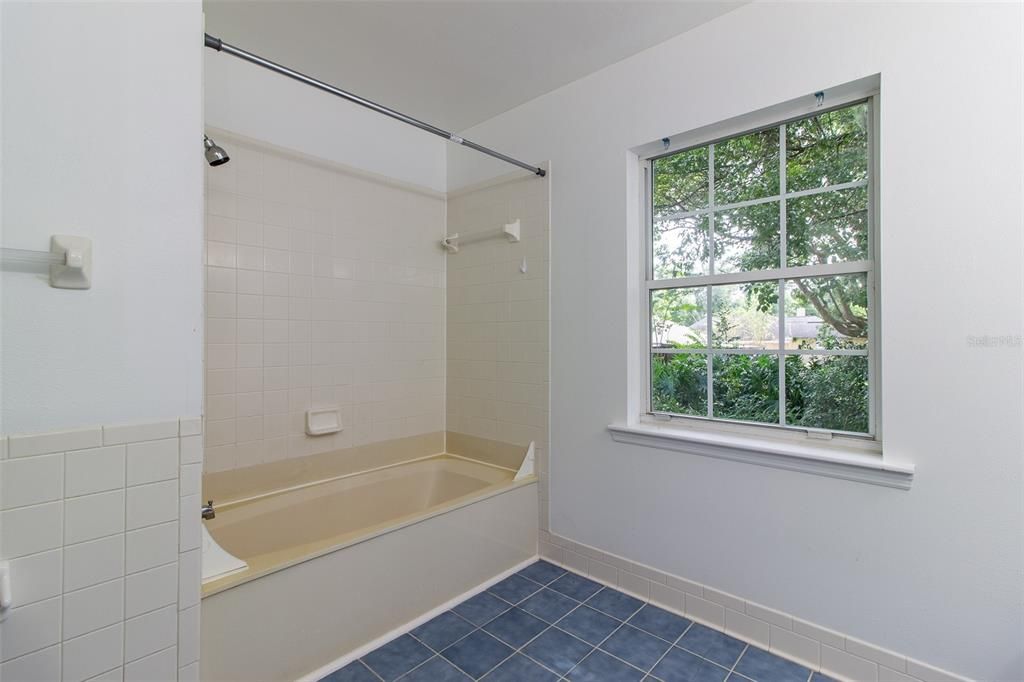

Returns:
607,422,914,489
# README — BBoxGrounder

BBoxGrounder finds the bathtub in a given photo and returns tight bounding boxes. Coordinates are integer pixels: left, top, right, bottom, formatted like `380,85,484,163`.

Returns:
200,452,538,681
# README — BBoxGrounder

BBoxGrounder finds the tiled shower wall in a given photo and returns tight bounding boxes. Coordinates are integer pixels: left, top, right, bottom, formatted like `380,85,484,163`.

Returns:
203,131,446,472
0,418,202,682
445,172,551,527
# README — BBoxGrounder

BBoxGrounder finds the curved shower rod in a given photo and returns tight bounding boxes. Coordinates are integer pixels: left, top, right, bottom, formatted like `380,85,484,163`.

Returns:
204,33,546,178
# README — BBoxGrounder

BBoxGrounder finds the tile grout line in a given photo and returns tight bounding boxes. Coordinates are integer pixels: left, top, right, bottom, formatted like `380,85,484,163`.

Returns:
353,563,797,682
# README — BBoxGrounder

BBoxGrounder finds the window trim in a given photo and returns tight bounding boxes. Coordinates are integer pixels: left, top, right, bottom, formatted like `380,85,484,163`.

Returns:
612,78,912,488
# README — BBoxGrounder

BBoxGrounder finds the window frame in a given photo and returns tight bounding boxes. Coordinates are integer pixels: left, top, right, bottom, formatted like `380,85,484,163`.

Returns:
638,90,881,446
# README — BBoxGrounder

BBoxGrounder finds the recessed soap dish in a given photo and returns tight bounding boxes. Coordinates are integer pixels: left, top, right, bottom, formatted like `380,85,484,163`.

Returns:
305,408,342,436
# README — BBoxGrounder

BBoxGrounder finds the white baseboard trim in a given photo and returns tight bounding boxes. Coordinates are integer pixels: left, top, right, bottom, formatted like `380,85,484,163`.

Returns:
295,555,540,682
539,533,971,682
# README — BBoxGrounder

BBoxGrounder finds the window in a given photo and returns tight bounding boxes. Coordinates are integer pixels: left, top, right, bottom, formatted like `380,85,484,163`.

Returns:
645,99,877,438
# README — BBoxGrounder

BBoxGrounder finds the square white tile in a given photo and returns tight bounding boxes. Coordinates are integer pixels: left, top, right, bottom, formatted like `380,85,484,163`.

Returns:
61,623,123,682
125,481,177,531
125,522,179,574
63,579,124,640
1,453,63,509
64,535,124,593
124,563,178,619
65,445,126,498
64,491,124,545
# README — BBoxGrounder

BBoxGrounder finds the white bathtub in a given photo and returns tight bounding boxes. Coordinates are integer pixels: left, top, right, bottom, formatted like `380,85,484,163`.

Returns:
200,454,538,681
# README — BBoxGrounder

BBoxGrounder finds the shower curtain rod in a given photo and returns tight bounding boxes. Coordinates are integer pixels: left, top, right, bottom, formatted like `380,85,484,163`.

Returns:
204,33,546,178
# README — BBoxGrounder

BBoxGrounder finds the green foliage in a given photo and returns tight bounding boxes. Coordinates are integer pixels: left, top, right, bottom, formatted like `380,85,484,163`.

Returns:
648,102,872,433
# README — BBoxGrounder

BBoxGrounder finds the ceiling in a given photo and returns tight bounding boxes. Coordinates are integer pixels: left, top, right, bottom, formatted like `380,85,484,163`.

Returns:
203,1,744,132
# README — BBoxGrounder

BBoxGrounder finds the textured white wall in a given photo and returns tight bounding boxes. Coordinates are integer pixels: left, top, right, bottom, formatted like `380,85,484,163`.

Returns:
448,3,1024,680
204,50,447,193
1,1,205,435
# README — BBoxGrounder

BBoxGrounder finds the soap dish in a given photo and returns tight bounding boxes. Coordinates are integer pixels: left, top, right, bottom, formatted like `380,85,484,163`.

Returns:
305,408,342,436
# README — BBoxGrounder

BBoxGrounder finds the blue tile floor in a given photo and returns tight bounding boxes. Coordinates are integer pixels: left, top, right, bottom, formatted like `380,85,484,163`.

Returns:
322,560,838,682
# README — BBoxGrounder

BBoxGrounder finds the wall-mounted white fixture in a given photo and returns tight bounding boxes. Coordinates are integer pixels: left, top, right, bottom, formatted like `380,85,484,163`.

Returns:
441,219,521,254
306,407,342,436
0,561,11,623
0,235,92,289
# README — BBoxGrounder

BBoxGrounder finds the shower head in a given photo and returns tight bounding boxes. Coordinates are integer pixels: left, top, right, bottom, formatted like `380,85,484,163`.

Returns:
204,135,230,167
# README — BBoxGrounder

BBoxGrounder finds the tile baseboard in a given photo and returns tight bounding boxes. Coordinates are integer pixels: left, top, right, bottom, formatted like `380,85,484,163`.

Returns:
538,531,970,682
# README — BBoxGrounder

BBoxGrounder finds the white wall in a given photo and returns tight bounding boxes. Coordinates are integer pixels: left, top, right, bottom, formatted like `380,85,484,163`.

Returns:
1,1,205,435
448,3,1024,680
204,50,447,193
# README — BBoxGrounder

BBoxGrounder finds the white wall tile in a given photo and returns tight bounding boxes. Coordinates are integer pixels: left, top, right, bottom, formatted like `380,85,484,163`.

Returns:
0,645,61,682
1,419,200,682
9,428,102,459
178,662,199,682
125,564,178,619
86,667,124,682
177,550,201,610
125,523,178,575
63,579,124,640
1,454,63,509
179,418,202,437
822,644,879,682
177,605,200,667
125,440,178,486
124,647,176,682
102,422,178,446
1,502,63,558
793,617,845,649
725,608,770,648
684,593,725,629
62,624,123,682
64,491,124,545
847,637,907,671
124,606,176,663
648,581,686,612
9,549,63,607
179,436,202,465
704,587,745,613
125,481,177,531
770,624,820,668
0,597,61,662
178,496,201,552
179,464,201,497
617,571,650,600
746,601,793,629
64,535,124,593
881,667,920,682
65,446,126,498
906,659,964,682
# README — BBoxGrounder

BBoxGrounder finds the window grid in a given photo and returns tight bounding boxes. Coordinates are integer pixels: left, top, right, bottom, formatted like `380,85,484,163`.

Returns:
646,99,875,437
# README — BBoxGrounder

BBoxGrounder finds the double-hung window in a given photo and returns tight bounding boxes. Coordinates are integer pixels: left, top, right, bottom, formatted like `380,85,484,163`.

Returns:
645,98,877,439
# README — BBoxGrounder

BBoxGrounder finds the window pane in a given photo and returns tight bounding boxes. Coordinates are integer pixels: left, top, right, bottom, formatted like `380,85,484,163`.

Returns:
786,186,868,266
712,354,779,424
653,146,709,216
711,284,778,349
714,201,780,273
786,102,869,193
653,215,709,278
785,354,869,433
714,128,780,205
784,274,868,350
651,287,707,348
651,353,707,416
